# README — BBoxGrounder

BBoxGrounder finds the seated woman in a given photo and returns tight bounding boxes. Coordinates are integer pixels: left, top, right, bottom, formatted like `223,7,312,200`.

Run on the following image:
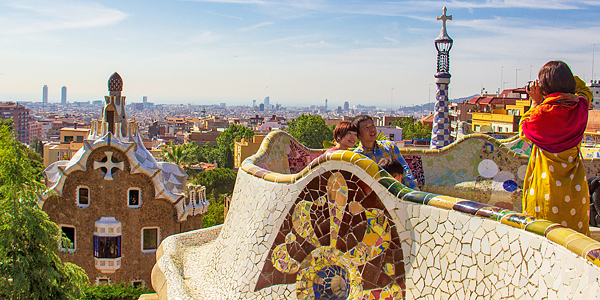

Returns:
326,121,358,153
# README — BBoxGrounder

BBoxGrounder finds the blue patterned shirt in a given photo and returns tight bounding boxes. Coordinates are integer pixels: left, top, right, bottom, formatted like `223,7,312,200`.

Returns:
354,140,418,189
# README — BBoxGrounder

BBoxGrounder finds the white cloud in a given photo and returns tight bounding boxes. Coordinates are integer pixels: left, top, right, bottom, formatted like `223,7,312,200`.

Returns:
182,0,268,4
188,31,222,44
240,21,274,31
206,10,243,19
384,37,399,43
0,0,128,34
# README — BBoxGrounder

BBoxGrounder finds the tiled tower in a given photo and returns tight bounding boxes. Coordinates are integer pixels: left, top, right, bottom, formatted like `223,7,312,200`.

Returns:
104,72,128,136
430,7,453,149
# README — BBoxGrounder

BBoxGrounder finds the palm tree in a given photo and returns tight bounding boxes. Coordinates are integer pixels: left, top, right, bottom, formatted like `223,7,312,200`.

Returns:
161,143,193,166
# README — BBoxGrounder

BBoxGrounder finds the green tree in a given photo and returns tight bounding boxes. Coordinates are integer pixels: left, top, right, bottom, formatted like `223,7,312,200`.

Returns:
190,168,237,198
189,168,237,228
80,282,153,300
0,125,88,299
286,114,333,149
160,142,194,166
215,124,254,168
201,194,226,228
390,116,432,140
30,137,44,156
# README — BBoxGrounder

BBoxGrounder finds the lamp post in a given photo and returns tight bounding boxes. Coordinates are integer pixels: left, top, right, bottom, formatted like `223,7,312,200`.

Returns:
430,7,453,149
515,68,522,88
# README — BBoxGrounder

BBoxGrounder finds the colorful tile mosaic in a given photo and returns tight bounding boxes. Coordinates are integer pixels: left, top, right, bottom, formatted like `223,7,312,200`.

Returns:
256,171,404,300
152,131,600,300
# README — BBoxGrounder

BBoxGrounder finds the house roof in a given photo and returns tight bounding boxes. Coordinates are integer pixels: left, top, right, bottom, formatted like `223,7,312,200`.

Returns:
419,113,434,124
42,121,195,221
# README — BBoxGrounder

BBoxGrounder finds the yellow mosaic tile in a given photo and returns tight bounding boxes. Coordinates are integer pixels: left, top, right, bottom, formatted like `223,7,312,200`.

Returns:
354,158,376,173
292,200,321,247
566,237,600,257
275,174,295,183
271,244,300,273
329,151,344,162
427,195,459,210
547,227,582,247
383,263,395,276
341,150,359,163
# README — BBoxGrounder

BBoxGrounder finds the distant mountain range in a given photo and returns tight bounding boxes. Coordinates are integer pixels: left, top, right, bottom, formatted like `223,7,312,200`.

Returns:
399,94,478,112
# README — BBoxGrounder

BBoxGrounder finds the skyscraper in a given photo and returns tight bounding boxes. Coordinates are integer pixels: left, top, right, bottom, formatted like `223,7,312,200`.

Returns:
61,86,67,104
143,96,148,103
43,85,48,104
343,101,349,111
264,96,270,107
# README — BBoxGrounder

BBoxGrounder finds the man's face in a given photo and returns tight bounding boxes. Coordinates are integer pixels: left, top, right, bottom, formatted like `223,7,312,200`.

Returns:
358,119,377,144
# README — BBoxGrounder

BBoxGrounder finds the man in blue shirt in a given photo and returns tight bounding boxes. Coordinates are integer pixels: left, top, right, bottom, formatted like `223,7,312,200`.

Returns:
352,115,419,189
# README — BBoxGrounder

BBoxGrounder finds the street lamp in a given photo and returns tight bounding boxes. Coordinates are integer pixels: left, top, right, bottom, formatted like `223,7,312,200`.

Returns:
515,69,522,88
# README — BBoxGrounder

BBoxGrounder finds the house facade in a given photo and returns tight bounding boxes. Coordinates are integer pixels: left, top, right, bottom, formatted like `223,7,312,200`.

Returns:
41,73,209,287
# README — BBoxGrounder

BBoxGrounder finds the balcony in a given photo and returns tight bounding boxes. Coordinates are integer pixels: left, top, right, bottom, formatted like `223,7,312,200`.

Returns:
94,257,122,274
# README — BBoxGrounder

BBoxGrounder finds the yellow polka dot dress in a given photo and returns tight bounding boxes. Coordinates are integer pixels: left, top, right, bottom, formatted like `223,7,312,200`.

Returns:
522,145,590,236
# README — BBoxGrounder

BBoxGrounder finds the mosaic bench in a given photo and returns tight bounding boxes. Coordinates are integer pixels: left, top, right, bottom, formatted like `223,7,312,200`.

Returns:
152,131,600,299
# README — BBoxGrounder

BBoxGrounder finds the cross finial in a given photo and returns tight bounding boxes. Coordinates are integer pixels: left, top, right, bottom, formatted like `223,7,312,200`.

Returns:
94,151,124,180
437,7,452,32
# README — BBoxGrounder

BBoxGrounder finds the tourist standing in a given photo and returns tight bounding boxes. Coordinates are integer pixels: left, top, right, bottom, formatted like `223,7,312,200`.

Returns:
520,60,592,235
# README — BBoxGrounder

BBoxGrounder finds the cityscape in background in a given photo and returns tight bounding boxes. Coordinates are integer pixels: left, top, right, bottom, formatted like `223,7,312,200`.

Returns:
3,77,600,148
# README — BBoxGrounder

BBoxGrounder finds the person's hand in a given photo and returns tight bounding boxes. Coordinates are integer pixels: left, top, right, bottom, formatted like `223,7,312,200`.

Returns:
526,80,543,108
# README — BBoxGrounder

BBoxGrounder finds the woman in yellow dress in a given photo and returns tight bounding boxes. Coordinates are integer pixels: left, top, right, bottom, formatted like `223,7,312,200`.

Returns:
520,60,592,236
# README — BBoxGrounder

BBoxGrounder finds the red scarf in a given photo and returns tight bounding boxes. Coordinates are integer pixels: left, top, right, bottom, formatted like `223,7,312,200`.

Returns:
521,92,588,153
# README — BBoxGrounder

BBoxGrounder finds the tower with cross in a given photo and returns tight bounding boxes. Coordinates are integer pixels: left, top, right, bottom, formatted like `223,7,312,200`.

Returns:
430,7,454,149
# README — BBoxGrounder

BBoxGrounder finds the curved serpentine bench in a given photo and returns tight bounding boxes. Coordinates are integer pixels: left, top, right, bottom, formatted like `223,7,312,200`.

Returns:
152,131,600,299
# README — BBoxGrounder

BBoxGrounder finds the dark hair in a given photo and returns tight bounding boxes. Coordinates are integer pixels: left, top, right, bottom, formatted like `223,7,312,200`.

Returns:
538,60,576,95
333,121,358,142
378,157,404,177
352,115,374,135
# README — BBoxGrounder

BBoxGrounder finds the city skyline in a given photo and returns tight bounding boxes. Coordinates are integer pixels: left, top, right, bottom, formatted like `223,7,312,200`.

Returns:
0,0,599,108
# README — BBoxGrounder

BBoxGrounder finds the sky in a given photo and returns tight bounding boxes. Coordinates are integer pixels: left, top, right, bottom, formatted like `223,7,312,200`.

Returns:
0,0,600,108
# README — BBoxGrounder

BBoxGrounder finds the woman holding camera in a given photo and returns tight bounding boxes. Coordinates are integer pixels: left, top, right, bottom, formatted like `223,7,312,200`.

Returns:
520,60,592,236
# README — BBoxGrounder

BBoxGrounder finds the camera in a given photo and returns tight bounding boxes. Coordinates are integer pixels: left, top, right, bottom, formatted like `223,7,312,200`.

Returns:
525,81,534,92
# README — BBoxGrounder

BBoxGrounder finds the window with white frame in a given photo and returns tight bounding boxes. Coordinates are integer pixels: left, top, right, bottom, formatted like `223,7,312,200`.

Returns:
141,227,160,253
128,187,142,208
132,279,145,288
60,225,76,253
95,276,111,285
77,186,90,208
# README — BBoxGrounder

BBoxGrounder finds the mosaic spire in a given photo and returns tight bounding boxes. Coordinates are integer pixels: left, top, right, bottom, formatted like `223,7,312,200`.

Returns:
103,72,128,136
430,7,453,149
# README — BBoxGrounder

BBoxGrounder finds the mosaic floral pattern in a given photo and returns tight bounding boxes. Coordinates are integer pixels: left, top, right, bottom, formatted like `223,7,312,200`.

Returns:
256,171,405,299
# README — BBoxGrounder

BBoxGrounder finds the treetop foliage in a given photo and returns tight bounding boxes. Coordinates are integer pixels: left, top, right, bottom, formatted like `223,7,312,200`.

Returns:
390,116,432,140
0,125,88,299
286,114,333,149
